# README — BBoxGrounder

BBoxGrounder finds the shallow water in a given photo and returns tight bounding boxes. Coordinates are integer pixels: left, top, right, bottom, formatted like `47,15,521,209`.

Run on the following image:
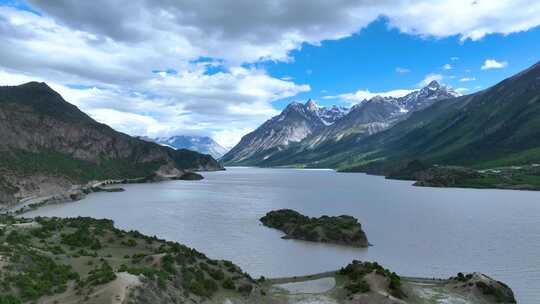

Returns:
25,167,540,303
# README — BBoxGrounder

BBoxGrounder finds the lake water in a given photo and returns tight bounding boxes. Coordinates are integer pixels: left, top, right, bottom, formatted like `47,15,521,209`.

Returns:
24,167,540,303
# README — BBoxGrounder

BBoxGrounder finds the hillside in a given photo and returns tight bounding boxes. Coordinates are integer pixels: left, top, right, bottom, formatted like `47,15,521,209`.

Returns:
220,100,330,164
222,81,458,166
0,215,516,304
335,61,540,173
0,82,222,206
223,61,540,185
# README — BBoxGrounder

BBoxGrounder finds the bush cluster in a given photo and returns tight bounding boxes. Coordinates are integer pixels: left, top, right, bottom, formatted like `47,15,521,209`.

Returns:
339,260,404,298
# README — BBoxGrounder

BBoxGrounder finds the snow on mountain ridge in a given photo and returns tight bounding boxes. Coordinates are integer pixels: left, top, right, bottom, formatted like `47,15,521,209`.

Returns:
222,81,459,164
152,135,228,159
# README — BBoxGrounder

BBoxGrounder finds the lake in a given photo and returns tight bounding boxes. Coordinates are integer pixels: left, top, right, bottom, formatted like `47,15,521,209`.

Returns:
24,167,540,303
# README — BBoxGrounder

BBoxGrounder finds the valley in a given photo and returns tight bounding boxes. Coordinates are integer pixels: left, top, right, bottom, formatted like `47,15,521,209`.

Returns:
222,62,540,191
1,2,539,303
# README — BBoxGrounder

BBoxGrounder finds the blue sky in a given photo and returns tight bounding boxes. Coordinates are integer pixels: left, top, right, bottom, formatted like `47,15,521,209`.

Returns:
1,1,540,147
268,18,540,109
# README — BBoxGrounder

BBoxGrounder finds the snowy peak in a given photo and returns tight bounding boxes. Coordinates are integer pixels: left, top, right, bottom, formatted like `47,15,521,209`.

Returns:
280,99,348,126
419,80,460,98
316,104,349,125
152,135,228,159
393,81,460,112
222,82,460,165
426,80,441,90
305,99,318,111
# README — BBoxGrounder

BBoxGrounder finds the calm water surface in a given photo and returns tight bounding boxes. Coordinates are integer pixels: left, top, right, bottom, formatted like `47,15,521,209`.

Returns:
25,167,540,303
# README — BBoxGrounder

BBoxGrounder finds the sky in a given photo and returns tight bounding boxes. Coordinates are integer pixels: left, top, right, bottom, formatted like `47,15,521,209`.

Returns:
0,1,540,148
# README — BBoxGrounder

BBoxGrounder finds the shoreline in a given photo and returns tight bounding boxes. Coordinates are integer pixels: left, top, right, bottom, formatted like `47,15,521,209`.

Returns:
227,164,540,192
2,171,209,216
0,215,514,303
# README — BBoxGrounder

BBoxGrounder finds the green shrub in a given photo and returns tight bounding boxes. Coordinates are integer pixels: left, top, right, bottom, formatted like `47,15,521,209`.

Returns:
345,279,370,294
222,278,235,290
208,268,225,281
84,261,116,287
237,283,253,294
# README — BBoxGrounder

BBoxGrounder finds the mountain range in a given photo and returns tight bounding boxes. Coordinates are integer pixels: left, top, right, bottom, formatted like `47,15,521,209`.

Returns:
0,82,221,205
145,135,228,159
223,62,540,177
221,80,459,165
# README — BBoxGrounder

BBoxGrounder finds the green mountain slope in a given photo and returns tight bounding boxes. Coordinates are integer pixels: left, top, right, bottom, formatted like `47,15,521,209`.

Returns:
0,82,222,205
248,61,540,175
341,61,540,172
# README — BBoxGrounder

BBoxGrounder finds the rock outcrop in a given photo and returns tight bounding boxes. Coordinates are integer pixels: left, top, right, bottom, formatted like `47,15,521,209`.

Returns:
260,209,369,247
449,272,516,303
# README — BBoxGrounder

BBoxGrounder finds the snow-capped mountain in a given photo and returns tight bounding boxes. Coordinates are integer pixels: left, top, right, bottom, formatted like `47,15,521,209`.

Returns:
221,100,327,164
152,135,228,159
312,101,350,125
395,81,460,112
222,81,459,165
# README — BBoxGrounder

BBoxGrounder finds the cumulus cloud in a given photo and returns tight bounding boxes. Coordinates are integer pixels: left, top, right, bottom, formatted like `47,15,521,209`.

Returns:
418,73,443,87
0,6,310,147
460,77,476,82
0,66,306,147
1,0,539,146
385,0,540,41
443,64,452,70
481,59,508,70
25,0,540,61
324,88,416,105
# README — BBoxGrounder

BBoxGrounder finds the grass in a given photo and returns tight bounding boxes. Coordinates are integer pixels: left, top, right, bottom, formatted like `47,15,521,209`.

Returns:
0,149,162,183
475,147,540,169
0,216,256,302
459,174,540,190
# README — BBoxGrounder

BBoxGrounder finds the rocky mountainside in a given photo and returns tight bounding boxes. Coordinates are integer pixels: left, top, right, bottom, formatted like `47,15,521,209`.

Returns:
0,82,222,205
310,100,350,125
221,100,329,164
395,80,460,112
273,61,540,174
336,60,540,173
222,81,458,165
306,81,459,147
149,135,228,159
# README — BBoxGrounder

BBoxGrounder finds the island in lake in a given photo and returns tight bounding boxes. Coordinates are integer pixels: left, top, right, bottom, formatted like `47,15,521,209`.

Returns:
260,209,369,247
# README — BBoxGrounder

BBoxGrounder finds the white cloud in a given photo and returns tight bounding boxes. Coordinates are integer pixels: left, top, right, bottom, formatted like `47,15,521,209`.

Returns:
455,87,470,93
460,77,476,82
385,0,540,41
418,73,443,87
0,1,539,146
443,64,452,70
23,0,540,62
481,59,508,70
324,88,416,105
0,67,307,147
450,57,459,61
395,67,410,74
